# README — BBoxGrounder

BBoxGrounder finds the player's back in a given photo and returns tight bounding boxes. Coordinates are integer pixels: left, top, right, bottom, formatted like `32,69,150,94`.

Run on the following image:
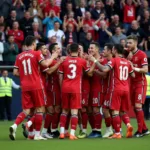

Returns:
14,50,44,91
111,57,133,91
59,56,89,93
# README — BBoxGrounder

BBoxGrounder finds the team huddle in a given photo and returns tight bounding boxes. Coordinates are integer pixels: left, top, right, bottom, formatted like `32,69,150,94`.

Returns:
9,35,149,140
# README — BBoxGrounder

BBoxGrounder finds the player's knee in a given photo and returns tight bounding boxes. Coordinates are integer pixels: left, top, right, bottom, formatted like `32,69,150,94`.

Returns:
119,111,126,116
102,108,110,117
135,103,142,109
87,106,93,114
36,106,45,113
23,109,31,116
62,109,69,114
54,106,61,113
93,107,100,113
111,110,119,115
81,107,87,113
71,109,78,115
47,106,54,114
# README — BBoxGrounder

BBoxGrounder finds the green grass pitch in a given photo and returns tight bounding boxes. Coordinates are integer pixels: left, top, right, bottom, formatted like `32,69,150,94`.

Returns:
0,119,150,150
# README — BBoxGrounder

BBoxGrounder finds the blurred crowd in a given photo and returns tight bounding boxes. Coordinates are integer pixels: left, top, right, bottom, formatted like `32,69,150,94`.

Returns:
0,0,150,65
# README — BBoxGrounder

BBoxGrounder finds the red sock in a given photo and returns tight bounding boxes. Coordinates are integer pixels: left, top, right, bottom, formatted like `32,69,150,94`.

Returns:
65,113,71,130
52,113,60,130
88,113,95,129
34,113,43,131
15,112,26,125
121,113,130,126
44,113,53,129
30,115,35,124
60,113,67,128
29,124,34,132
143,119,148,130
94,112,102,130
81,112,88,129
71,115,78,130
105,117,111,127
135,108,144,133
112,115,121,133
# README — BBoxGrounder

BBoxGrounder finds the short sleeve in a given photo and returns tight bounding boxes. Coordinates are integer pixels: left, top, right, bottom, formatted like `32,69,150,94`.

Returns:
36,51,44,63
58,63,64,74
106,58,115,69
141,53,148,66
14,57,19,69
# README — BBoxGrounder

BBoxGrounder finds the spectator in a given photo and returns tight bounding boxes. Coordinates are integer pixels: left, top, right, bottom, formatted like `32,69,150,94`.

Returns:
82,32,93,53
137,0,150,22
110,26,126,44
91,0,106,20
20,11,33,37
8,21,24,52
63,12,79,32
0,0,12,19
0,70,20,121
61,0,76,13
61,2,75,20
0,32,4,61
3,35,19,64
64,23,78,47
109,14,124,34
39,0,50,11
28,0,44,31
6,10,18,29
94,20,112,50
44,0,60,17
140,10,150,34
144,34,150,51
12,0,26,21
28,22,46,43
120,38,127,48
121,0,140,32
127,20,147,49
0,15,5,24
76,0,89,17
48,21,65,48
0,23,6,42
79,24,89,43
43,10,62,37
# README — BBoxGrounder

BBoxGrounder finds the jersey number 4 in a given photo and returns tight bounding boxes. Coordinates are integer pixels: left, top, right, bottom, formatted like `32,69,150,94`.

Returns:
119,66,128,80
22,59,32,75
67,64,77,79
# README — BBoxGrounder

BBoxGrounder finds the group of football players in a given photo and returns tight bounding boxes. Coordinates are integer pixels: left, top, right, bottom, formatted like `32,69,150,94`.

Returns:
9,35,149,141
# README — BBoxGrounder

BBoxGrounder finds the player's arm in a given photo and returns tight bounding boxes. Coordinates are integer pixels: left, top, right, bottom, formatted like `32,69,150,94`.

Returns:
134,65,148,74
94,70,107,78
40,52,59,67
87,62,95,76
13,68,20,77
59,73,63,88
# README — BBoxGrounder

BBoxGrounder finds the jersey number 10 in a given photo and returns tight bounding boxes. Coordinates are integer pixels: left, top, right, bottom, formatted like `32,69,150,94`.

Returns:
22,59,32,75
119,66,128,81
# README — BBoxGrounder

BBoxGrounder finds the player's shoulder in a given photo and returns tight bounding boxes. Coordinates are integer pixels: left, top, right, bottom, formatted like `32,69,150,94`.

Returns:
137,50,147,57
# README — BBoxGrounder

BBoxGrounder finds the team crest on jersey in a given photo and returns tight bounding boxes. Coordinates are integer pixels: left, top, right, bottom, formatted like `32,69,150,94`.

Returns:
144,58,147,62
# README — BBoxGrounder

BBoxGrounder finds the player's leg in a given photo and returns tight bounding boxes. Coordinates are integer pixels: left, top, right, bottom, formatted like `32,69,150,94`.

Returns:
41,106,54,139
109,91,122,139
59,93,69,139
51,91,61,138
133,86,149,137
69,93,81,140
9,91,32,140
65,112,71,137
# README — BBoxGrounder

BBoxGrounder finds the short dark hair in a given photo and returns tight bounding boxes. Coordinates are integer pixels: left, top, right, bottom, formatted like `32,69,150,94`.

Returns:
25,35,36,46
114,44,124,54
90,42,100,50
123,50,130,58
54,21,60,24
127,35,138,42
70,43,79,53
105,43,113,51
36,42,45,50
49,43,58,53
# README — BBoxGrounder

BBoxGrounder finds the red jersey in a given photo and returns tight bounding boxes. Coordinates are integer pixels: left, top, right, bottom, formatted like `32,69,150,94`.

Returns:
107,57,133,91
90,57,107,92
123,4,136,23
40,66,49,89
14,50,44,91
8,29,24,49
47,60,60,92
59,56,89,93
82,74,90,93
131,50,148,85
44,4,60,16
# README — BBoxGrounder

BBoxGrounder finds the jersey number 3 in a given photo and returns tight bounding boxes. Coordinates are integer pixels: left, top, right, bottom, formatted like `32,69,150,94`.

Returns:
67,64,77,79
22,59,32,75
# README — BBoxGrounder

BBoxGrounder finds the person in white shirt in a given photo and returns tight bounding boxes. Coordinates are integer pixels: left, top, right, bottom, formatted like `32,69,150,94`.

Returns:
48,21,65,48
0,70,20,121
0,32,4,61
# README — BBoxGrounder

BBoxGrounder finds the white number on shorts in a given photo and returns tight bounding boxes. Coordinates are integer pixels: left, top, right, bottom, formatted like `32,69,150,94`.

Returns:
22,59,32,75
93,98,98,104
119,66,128,80
67,64,77,79
138,94,142,100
